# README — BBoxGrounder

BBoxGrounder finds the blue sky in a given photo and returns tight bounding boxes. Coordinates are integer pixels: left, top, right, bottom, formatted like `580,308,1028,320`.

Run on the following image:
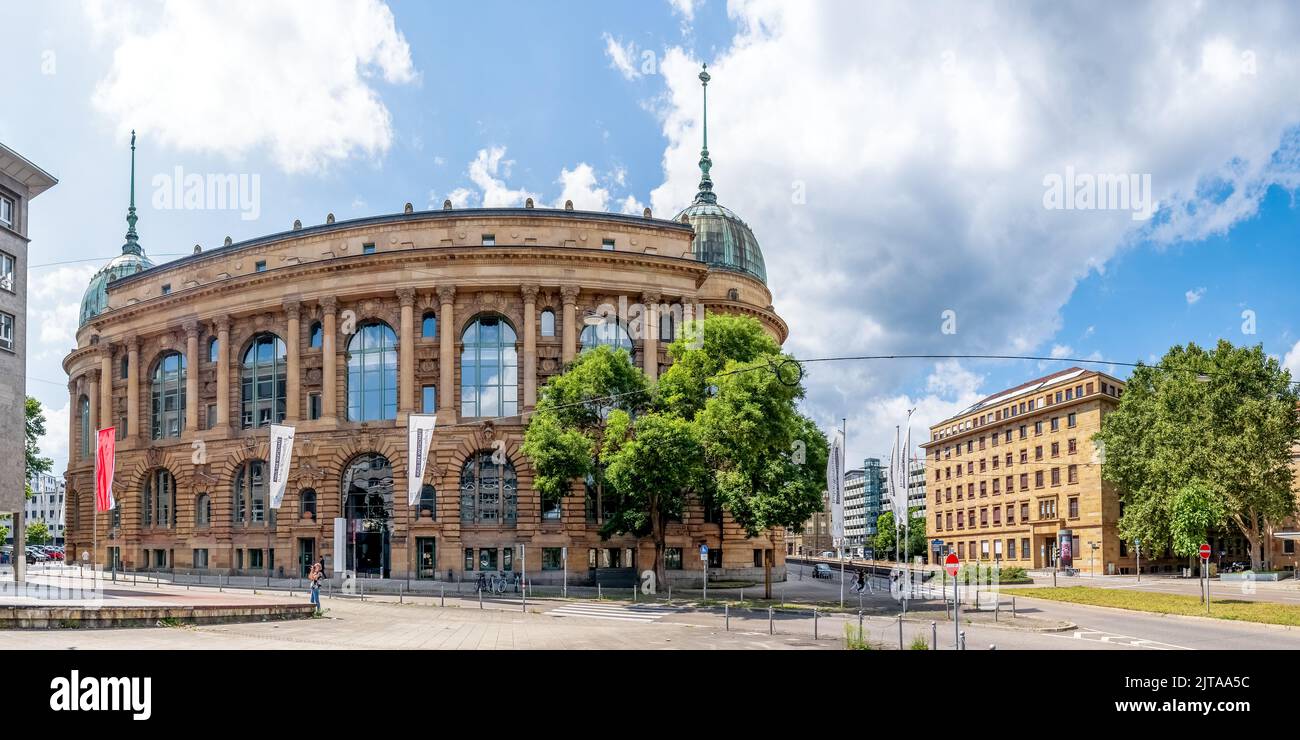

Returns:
4,0,1300,472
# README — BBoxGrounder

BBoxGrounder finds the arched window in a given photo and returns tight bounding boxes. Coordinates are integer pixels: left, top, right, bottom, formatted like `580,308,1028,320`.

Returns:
341,453,394,577
78,395,91,459
241,333,286,428
195,493,211,527
347,321,398,421
418,484,437,520
233,460,267,526
309,322,322,349
150,351,186,439
460,315,517,418
460,451,517,525
421,311,437,338
580,319,634,357
142,468,175,528
207,336,218,363
299,488,317,521
540,309,556,337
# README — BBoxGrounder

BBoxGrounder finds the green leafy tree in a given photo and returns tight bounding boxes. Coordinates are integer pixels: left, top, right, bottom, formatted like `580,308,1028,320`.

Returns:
1096,340,1299,570
26,397,53,500
604,412,709,584
26,521,50,546
874,508,928,560
522,345,650,525
1169,481,1227,563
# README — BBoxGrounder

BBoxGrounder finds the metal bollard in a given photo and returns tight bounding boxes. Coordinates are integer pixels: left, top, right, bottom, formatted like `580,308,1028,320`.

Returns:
960,631,966,651
898,613,903,650
768,606,774,635
399,583,404,604
931,621,937,650
814,608,819,640
858,609,864,634
441,584,445,608
479,589,483,609
598,583,602,601
633,585,637,603
360,577,365,601
995,597,999,622
740,587,744,603
1012,597,1016,618
725,604,730,631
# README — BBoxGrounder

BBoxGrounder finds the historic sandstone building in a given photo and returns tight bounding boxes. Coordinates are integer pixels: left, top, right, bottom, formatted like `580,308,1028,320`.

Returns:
64,71,789,583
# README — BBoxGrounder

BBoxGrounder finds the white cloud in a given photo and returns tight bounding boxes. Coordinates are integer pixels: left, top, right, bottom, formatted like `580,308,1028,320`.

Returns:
1283,340,1300,380
645,1,1300,464
1186,287,1207,305
619,194,647,215
466,147,537,207
602,32,642,80
86,0,417,173
27,264,98,362
554,163,611,211
667,0,697,22
37,399,73,476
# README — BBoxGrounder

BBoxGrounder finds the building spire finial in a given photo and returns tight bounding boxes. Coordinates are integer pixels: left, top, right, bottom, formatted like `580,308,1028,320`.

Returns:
122,129,142,256
694,63,717,205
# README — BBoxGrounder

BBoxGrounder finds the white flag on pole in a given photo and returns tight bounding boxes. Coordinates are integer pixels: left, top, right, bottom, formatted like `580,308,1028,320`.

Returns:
267,424,295,509
407,413,439,506
827,428,845,544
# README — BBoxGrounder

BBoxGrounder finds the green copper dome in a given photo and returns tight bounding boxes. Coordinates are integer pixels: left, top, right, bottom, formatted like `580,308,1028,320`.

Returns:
81,130,153,326
673,63,767,285
675,200,767,284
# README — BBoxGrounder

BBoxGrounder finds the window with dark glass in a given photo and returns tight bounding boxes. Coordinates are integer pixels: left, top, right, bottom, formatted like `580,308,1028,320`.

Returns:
347,321,398,421
242,333,287,428
460,315,517,418
195,493,211,527
542,547,564,570
299,489,317,521
418,484,436,520
309,322,322,348
233,460,267,526
150,351,186,439
421,311,437,338
142,469,175,528
79,396,91,458
207,336,218,362
460,450,517,525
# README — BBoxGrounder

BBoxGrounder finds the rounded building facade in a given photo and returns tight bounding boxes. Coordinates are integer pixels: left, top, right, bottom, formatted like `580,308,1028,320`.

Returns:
62,204,789,582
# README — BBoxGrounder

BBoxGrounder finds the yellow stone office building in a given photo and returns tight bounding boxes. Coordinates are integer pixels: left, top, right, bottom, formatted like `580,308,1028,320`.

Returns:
922,367,1177,575
63,119,789,583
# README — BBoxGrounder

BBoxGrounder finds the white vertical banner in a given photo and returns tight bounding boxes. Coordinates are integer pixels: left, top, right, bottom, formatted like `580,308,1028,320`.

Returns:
332,517,346,573
407,413,438,506
267,424,295,509
826,428,845,544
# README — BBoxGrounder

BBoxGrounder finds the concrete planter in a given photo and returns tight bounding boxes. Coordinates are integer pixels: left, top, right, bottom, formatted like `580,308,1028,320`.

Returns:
1219,571,1292,582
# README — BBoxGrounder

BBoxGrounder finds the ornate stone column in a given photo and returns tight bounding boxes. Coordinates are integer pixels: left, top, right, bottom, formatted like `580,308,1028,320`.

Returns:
320,297,338,421
521,285,539,408
283,300,301,421
398,288,416,419
87,369,100,434
184,322,200,432
67,380,77,463
437,286,456,423
98,345,113,431
215,316,231,429
641,292,660,383
560,286,579,365
125,336,140,439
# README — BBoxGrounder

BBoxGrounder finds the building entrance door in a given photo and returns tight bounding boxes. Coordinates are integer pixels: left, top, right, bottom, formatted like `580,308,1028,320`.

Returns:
342,453,394,578
298,538,316,577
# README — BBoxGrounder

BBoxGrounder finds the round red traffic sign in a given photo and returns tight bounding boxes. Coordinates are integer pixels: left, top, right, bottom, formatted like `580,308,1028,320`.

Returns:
944,552,960,576
1199,544,1211,559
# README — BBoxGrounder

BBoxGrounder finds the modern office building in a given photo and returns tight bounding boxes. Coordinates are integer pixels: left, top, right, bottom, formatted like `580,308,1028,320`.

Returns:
842,467,866,552
789,492,832,556
24,472,66,545
907,458,927,519
922,367,1177,573
0,142,58,581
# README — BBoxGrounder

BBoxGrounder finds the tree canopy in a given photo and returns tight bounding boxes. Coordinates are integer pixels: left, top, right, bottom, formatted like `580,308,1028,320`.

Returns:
1095,340,1299,569
26,397,52,500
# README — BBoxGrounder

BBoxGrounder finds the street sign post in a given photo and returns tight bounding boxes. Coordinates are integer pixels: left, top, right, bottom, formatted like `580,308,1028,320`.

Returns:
1200,543,1211,613
945,553,960,649
700,545,709,601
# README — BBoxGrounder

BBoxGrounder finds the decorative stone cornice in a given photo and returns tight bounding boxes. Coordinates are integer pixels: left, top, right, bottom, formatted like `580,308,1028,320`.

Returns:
396,287,416,307
436,285,456,305
520,285,540,303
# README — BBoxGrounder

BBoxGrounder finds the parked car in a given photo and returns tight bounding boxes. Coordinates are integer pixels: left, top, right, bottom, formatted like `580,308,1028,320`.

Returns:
819,551,836,559
25,546,50,563
812,563,834,579
1222,561,1251,573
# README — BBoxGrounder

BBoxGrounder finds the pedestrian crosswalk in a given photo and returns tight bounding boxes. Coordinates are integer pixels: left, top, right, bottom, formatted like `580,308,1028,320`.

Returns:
1071,630,1190,650
547,602,672,623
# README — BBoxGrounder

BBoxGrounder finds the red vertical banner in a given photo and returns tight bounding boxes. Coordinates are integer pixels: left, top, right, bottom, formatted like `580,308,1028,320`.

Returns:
95,427,116,512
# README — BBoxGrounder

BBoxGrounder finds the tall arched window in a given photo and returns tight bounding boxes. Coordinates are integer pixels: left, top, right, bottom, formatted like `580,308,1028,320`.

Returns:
658,309,676,342
421,311,437,338
150,351,186,439
540,309,556,337
241,333,286,428
233,460,267,526
347,321,398,421
195,493,211,527
460,315,517,418
78,395,91,459
309,322,322,348
459,451,517,525
299,489,317,521
580,319,634,358
207,336,218,363
418,484,437,520
142,468,175,528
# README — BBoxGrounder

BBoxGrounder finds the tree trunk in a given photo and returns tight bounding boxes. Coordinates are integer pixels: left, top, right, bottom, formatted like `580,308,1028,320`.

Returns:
1232,509,1264,572
651,506,666,593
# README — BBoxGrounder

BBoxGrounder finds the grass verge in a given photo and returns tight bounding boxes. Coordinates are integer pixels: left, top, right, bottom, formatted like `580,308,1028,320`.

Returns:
1020,586,1300,626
